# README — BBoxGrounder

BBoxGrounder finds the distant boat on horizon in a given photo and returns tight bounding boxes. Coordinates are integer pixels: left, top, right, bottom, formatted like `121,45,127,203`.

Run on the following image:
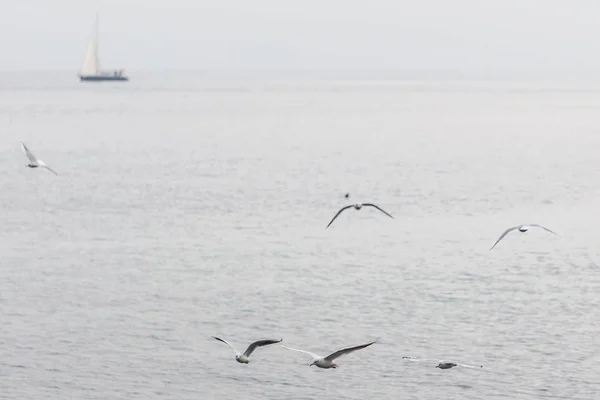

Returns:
78,13,128,82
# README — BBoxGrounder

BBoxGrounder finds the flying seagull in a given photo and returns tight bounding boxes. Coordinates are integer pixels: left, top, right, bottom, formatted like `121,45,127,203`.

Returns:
403,356,483,369
20,142,57,176
326,202,393,228
489,224,557,250
281,340,376,369
211,336,282,364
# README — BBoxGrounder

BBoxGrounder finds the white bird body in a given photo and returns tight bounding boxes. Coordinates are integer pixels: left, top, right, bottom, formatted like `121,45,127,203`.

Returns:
20,142,57,176
489,223,557,250
281,341,376,369
212,336,282,364
235,354,250,364
312,359,336,368
326,202,393,228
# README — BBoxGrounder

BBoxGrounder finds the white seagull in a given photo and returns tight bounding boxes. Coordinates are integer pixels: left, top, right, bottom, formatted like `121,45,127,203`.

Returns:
20,142,57,176
326,202,393,228
211,336,282,364
281,340,376,368
489,224,557,250
403,356,483,369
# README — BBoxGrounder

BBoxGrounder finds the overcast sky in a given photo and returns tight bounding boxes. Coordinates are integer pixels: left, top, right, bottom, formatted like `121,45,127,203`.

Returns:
2,0,600,72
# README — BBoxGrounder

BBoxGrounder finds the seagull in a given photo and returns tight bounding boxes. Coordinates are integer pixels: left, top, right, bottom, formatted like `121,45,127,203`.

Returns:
326,202,393,228
20,142,57,176
281,340,376,368
211,336,282,364
489,224,557,250
403,356,483,369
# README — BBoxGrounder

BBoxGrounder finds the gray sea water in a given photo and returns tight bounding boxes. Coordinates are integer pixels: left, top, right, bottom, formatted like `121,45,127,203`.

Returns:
1,73,599,399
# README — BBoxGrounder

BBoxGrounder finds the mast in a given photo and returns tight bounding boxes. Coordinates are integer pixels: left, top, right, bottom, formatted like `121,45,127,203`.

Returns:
95,12,99,67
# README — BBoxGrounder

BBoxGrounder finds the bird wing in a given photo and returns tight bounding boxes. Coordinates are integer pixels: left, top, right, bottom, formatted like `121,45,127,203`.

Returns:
280,344,320,359
529,224,557,235
20,142,38,163
456,362,483,369
402,356,439,363
324,341,376,361
243,338,282,357
402,356,445,365
211,336,239,354
362,203,394,219
42,165,58,176
326,205,353,228
489,226,520,250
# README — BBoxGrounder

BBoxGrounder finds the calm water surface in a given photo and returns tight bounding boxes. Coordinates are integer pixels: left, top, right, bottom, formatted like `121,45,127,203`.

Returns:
0,73,599,399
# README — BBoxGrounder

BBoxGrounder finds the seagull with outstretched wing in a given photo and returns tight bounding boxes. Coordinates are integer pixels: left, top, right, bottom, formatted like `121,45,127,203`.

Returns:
326,202,393,228
403,356,483,369
281,340,376,368
20,142,57,176
490,224,557,250
211,336,282,364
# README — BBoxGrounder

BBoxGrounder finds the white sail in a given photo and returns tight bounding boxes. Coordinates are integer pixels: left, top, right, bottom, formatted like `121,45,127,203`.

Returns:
79,14,100,76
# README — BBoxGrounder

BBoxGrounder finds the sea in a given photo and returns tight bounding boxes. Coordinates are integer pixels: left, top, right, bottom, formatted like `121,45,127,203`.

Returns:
0,71,599,399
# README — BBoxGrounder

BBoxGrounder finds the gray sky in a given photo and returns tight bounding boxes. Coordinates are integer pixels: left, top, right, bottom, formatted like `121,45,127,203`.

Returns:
2,0,600,72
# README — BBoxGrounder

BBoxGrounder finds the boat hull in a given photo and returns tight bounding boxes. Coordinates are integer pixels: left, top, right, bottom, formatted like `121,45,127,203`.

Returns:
79,75,129,82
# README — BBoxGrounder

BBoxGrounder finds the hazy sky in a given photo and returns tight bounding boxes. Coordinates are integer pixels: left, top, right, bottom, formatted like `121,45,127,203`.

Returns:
2,0,600,72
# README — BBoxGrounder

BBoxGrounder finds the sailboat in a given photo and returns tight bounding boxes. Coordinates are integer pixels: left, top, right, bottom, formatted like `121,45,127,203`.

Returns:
78,13,128,82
